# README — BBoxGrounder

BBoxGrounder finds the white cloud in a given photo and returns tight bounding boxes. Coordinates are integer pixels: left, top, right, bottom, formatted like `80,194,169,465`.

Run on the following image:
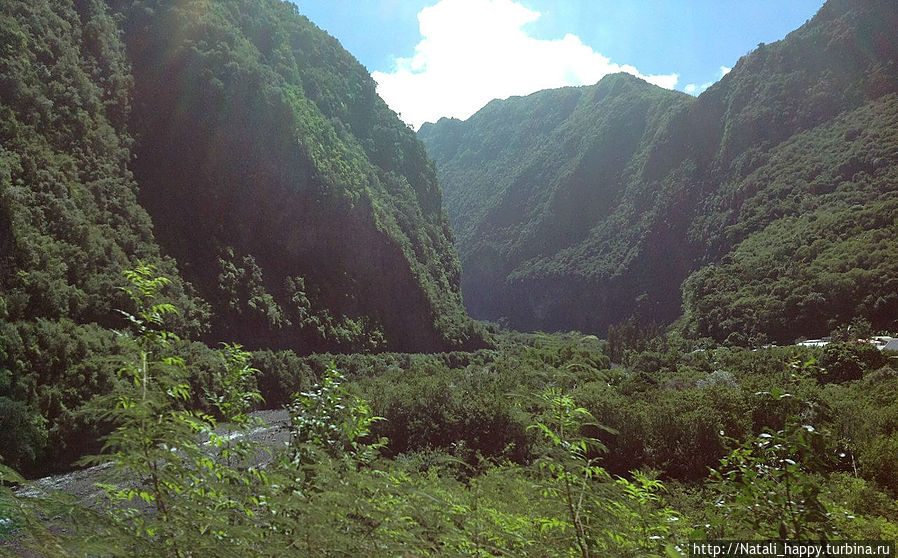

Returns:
684,65,733,96
372,0,678,129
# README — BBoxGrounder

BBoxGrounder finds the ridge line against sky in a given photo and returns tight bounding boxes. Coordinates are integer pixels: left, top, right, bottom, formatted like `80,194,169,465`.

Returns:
293,0,826,129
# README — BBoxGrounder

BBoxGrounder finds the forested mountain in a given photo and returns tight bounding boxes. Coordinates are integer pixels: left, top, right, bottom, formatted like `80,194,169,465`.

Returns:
420,0,898,343
420,74,694,333
4,2,898,551
1,0,481,355
0,0,480,473
111,0,481,354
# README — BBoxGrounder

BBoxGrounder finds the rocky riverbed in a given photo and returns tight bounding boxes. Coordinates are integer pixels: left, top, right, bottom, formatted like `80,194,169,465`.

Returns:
16,409,292,508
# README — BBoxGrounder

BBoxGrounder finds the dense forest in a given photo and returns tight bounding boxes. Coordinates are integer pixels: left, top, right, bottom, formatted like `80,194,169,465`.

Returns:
3,272,898,554
420,0,898,343
2,0,898,555
110,0,482,354
0,0,481,475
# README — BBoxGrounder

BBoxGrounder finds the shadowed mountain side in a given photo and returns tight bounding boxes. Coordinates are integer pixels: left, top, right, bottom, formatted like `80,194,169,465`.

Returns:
0,0,483,475
420,0,898,342
112,0,484,353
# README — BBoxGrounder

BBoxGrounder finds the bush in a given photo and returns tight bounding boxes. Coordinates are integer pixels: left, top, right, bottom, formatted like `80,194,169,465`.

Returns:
820,342,888,384
0,398,46,472
858,433,898,494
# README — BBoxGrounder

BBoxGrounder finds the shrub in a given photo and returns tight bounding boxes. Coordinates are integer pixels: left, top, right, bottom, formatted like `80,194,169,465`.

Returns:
820,342,888,384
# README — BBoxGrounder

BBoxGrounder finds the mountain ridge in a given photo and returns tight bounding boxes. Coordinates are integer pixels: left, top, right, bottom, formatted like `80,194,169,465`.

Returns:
420,0,898,341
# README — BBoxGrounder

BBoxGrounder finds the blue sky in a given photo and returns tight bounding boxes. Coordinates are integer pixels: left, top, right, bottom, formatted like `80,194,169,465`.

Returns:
292,1,825,128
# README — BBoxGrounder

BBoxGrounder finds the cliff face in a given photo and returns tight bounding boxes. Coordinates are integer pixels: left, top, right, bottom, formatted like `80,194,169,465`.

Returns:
419,73,694,332
420,0,898,342
0,0,480,473
110,0,481,353
0,0,195,329
0,0,480,356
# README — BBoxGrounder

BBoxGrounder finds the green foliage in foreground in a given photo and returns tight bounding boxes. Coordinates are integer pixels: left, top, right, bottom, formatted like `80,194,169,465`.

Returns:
0,269,679,555
1,270,896,555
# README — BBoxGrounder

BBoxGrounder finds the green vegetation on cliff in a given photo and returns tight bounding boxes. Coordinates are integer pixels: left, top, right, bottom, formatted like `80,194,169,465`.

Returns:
420,0,898,342
420,74,694,332
683,96,898,343
111,0,480,353
0,0,208,475
0,0,481,475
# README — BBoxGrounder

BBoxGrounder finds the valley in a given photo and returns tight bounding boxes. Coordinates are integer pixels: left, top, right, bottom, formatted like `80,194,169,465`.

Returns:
1,0,897,555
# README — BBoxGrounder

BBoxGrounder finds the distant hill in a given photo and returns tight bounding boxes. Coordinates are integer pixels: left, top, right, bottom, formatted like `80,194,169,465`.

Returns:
0,0,481,474
419,0,898,343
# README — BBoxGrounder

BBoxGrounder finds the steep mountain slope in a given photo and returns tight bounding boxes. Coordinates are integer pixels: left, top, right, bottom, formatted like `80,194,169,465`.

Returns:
0,0,205,329
0,0,480,473
420,0,898,341
420,74,694,330
110,0,481,353
0,0,208,473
